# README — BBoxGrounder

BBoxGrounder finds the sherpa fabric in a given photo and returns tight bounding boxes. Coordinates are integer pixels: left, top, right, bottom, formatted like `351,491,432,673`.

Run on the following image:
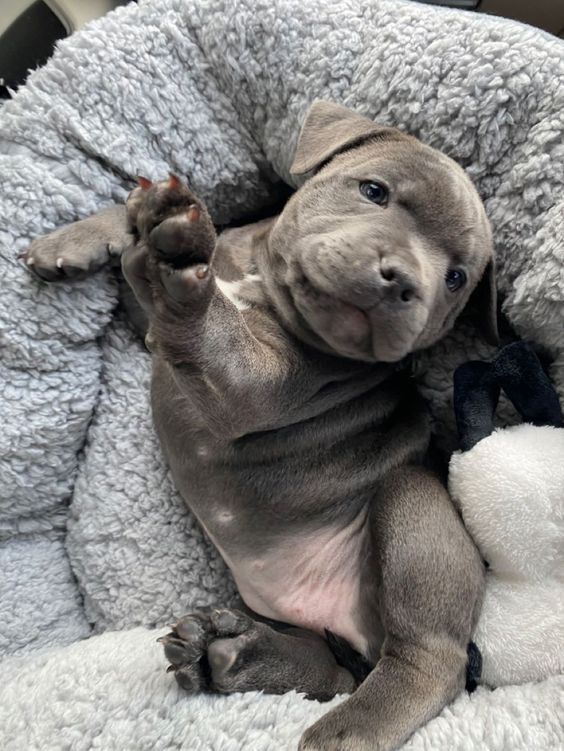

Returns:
0,0,563,748
1,627,563,751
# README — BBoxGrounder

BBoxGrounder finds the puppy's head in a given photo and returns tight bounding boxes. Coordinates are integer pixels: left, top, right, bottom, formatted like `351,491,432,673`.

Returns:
259,101,497,363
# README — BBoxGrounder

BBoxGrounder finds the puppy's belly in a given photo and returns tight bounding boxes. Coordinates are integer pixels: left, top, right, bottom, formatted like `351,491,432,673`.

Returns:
207,510,370,657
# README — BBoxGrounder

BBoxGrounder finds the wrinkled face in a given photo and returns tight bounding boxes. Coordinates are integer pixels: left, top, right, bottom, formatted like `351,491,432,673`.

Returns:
261,136,495,363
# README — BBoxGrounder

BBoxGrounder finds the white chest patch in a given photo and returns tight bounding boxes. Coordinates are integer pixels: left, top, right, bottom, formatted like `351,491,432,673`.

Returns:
216,274,262,311
216,278,249,311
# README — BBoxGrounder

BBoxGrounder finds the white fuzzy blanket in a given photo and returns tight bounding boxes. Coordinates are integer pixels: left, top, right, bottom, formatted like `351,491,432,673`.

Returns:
0,0,563,748
1,628,563,751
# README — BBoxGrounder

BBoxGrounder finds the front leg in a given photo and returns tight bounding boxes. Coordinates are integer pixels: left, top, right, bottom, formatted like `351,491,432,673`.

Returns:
122,175,295,437
23,205,131,281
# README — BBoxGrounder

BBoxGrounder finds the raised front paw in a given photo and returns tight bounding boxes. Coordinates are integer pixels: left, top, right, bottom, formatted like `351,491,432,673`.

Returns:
159,608,282,695
127,174,216,269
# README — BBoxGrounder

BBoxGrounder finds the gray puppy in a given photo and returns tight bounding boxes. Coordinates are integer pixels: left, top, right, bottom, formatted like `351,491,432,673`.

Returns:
24,101,497,751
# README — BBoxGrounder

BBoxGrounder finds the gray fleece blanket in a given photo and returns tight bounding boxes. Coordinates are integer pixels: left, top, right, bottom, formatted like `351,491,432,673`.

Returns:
0,0,563,748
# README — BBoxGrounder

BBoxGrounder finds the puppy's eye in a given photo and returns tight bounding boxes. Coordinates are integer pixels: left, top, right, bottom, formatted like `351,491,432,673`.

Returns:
359,181,388,206
445,269,467,292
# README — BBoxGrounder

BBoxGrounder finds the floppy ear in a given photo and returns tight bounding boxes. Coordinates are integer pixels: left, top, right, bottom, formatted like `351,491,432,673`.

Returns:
290,100,406,176
464,260,499,346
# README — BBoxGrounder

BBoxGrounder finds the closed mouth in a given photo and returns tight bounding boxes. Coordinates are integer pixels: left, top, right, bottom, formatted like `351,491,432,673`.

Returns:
292,272,372,355
297,273,368,322
290,269,422,363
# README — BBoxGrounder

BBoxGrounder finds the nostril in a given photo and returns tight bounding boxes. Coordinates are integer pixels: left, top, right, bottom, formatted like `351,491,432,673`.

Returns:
379,261,417,302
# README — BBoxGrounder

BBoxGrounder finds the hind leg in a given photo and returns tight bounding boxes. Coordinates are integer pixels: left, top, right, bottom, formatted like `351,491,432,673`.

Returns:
299,466,484,751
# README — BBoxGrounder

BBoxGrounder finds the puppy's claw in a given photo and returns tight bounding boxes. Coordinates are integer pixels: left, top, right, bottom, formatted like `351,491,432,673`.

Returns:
26,256,35,266
17,250,28,261
56,257,64,269
168,173,182,190
166,665,177,674
144,333,156,352
186,205,200,223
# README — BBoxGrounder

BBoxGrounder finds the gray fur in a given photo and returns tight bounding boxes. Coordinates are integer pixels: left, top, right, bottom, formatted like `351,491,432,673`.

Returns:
1,1,564,749
25,103,490,750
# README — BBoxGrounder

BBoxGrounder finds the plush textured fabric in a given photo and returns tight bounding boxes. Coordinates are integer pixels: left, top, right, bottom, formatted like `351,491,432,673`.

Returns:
0,0,563,747
1,627,563,751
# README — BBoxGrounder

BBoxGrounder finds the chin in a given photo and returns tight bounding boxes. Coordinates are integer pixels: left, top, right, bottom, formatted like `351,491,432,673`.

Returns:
313,326,415,364
290,291,421,364
370,351,409,364
370,342,414,363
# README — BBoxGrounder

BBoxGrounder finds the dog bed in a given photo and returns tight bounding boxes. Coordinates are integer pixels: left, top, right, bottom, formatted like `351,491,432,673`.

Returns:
0,0,563,748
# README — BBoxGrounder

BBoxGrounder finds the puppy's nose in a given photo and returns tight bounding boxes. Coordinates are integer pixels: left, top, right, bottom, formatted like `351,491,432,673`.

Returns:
379,261,417,303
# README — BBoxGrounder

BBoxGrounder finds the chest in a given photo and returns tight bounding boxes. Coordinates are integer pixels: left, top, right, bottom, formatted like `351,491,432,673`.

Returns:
155,368,429,537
